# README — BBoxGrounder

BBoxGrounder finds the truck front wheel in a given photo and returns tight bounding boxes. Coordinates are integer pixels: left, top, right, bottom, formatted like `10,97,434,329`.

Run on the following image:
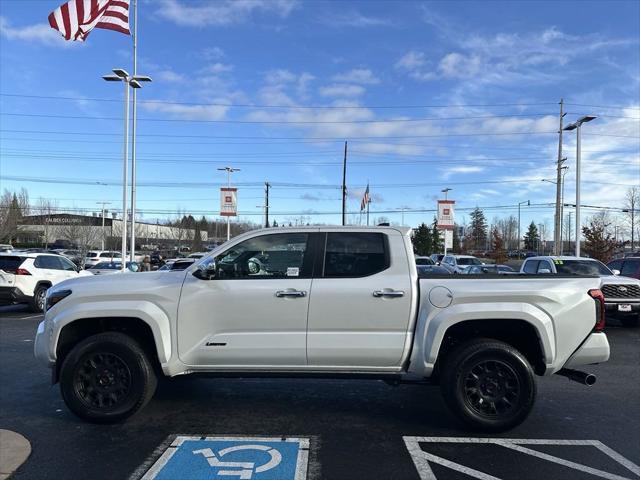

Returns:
59,332,157,423
440,338,536,432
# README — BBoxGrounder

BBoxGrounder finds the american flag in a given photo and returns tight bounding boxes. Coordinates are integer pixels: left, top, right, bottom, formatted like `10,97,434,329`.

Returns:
48,0,130,41
360,184,371,211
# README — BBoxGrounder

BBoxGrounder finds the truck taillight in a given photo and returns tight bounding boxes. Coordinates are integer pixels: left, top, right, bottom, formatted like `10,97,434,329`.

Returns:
15,268,31,275
588,289,605,332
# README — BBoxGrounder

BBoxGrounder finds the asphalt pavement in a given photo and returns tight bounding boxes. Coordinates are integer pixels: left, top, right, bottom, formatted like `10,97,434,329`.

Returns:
1,305,639,480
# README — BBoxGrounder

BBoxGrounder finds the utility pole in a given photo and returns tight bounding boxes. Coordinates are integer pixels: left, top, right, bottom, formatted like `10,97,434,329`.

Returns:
554,99,566,255
96,202,112,250
264,182,270,228
342,141,347,226
567,211,572,254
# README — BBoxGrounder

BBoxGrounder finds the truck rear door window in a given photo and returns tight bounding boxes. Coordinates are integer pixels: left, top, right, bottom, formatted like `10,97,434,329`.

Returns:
522,260,539,273
323,232,389,277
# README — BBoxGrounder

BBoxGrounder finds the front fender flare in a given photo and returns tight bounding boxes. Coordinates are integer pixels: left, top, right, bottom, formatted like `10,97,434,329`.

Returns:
50,300,172,366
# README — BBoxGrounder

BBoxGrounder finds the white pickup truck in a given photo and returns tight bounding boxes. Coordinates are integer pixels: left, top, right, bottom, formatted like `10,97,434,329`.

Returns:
35,227,610,431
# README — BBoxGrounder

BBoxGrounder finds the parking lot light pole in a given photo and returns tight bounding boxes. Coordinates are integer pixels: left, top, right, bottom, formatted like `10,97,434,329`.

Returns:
518,200,530,251
96,202,112,250
103,69,131,270
563,115,597,257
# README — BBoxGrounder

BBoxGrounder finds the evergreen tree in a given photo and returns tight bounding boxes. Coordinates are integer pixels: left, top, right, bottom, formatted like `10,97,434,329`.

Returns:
523,221,539,250
192,221,203,251
431,216,443,253
412,223,432,256
272,220,279,227
468,207,488,250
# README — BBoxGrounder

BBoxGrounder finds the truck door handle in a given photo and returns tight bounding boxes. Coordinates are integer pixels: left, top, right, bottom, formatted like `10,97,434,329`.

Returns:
373,289,405,298
275,290,307,298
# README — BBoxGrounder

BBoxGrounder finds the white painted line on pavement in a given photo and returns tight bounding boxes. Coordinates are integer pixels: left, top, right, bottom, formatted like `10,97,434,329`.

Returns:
403,437,640,480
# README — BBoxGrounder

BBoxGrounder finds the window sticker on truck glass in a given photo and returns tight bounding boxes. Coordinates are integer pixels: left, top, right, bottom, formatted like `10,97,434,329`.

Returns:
286,267,300,277
554,259,564,265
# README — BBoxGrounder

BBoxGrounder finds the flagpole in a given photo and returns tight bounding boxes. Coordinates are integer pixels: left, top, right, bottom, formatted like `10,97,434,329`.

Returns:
129,0,138,263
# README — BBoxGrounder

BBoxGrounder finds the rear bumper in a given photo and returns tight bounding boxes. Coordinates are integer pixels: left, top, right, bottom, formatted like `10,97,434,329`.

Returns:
0,286,32,305
564,332,610,369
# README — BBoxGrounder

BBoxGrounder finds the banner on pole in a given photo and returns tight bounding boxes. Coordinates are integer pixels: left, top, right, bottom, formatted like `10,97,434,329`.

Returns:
444,229,453,249
437,200,455,230
220,188,237,217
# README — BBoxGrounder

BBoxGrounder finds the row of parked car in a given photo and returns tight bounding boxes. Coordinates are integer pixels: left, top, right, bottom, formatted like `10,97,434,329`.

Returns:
416,253,640,326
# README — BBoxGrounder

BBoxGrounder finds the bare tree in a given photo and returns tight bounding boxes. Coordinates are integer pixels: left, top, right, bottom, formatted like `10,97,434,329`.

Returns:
34,197,59,246
624,187,639,251
0,190,25,244
58,213,100,260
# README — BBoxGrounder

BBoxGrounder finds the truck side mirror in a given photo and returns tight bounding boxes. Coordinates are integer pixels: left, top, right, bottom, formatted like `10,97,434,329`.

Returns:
612,269,620,276
538,268,552,274
193,259,217,280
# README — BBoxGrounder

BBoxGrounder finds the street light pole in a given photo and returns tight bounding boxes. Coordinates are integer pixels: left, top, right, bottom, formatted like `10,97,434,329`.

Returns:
563,115,596,257
103,68,152,270
96,202,111,250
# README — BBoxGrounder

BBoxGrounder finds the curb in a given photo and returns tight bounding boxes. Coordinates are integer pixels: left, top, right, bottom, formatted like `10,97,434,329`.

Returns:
0,429,31,480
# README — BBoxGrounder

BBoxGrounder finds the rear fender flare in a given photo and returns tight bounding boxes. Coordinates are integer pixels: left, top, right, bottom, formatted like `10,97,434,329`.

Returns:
413,302,555,377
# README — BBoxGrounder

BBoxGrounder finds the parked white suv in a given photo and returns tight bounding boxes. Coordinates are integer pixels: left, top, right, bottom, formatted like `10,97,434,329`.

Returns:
0,253,90,312
84,251,122,269
441,254,483,273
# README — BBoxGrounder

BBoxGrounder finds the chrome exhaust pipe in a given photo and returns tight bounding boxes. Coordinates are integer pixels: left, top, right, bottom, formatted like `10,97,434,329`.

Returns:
557,368,596,386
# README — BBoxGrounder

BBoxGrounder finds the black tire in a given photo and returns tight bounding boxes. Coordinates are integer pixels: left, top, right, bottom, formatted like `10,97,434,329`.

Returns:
29,285,48,313
59,332,157,423
440,338,536,432
621,315,640,328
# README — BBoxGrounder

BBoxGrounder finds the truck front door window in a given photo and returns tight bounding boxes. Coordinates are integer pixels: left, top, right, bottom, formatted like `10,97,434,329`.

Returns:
216,233,309,279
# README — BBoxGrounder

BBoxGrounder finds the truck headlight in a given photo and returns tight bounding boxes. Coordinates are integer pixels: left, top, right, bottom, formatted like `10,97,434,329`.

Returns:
46,289,72,311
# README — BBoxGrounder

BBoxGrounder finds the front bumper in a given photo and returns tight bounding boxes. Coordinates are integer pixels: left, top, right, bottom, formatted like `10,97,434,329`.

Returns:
0,286,32,306
605,299,640,316
564,332,610,369
34,319,55,367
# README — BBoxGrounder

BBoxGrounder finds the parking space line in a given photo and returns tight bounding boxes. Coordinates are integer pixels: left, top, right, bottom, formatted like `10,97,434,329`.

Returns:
403,437,640,480
495,441,632,480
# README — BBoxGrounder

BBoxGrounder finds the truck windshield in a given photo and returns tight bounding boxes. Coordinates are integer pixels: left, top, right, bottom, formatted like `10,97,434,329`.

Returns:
555,260,612,276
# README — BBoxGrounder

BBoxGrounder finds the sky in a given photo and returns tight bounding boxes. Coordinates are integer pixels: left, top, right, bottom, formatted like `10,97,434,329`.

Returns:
0,0,639,234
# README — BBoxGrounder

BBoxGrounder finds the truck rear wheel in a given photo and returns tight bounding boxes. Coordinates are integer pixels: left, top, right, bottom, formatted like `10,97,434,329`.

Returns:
440,338,536,432
59,332,157,423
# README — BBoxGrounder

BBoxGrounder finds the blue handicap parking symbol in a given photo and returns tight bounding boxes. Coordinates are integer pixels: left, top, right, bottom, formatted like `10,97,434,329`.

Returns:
142,436,309,480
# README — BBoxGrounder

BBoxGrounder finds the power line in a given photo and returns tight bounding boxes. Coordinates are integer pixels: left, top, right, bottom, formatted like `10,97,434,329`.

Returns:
2,175,635,189
0,111,561,124
0,92,560,110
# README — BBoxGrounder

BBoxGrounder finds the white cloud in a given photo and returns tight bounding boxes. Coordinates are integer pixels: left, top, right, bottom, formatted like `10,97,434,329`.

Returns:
319,84,365,98
318,11,392,28
332,68,380,85
141,102,228,120
441,165,485,180
394,51,435,81
201,46,225,60
200,63,234,75
0,16,76,47
156,0,298,27
156,69,186,83
438,53,482,78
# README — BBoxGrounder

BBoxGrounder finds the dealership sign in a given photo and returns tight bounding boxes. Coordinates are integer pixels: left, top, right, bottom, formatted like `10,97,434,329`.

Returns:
220,188,238,217
437,200,455,230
